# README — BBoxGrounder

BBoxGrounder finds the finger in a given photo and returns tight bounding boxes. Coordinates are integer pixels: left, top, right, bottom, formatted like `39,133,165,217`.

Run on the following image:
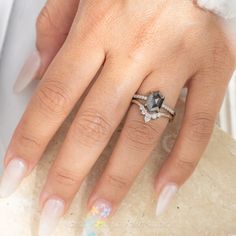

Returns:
154,67,233,216
0,29,105,198
39,56,150,216
13,0,80,93
83,67,190,234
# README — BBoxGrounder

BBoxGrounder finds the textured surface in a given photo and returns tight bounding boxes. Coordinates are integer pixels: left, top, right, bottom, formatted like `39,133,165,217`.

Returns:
0,100,236,236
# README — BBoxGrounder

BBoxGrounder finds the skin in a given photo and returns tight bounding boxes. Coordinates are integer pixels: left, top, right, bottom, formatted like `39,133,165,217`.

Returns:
4,0,235,216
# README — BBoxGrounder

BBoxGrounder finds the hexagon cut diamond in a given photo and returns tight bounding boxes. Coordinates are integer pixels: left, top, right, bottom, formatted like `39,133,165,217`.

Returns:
146,91,165,112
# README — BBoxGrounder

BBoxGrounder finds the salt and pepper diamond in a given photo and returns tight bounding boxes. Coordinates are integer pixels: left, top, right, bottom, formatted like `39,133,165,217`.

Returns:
133,91,174,123
145,91,165,112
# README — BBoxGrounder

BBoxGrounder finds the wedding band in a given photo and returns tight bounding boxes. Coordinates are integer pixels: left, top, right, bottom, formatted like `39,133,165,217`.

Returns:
132,91,175,123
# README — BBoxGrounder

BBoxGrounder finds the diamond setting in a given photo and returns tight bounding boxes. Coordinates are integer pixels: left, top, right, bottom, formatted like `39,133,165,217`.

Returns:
146,91,165,112
132,90,174,123
139,104,161,123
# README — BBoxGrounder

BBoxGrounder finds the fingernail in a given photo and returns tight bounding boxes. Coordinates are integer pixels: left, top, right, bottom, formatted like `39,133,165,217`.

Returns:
0,159,27,198
156,184,178,216
82,199,112,236
39,198,65,236
13,49,41,93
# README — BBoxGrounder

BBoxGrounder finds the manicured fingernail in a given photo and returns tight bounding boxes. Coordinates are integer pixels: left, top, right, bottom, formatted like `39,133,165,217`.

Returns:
39,198,65,236
156,184,178,216
13,49,41,93
0,159,27,198
82,199,112,236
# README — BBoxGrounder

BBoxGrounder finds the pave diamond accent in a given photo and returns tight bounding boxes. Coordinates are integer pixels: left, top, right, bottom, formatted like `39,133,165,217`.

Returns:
146,91,165,112
139,104,161,123
132,91,175,123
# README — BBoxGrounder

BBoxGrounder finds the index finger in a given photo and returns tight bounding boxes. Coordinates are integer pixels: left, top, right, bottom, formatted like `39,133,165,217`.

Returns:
0,31,104,198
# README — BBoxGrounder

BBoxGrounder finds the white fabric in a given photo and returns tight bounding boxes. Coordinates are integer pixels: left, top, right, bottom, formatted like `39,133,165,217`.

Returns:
197,0,236,19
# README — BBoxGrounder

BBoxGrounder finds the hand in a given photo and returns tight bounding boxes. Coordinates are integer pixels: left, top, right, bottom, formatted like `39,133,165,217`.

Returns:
1,0,235,236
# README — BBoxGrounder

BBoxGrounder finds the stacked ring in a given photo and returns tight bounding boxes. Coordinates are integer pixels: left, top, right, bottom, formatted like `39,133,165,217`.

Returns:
132,91,176,123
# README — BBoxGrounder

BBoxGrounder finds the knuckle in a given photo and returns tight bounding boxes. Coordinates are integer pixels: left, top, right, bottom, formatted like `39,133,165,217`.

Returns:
106,173,129,190
175,156,197,172
186,112,215,143
36,4,61,36
87,5,108,24
36,5,54,35
83,1,115,24
175,35,189,55
177,21,207,55
73,2,112,38
209,41,235,75
16,132,41,149
14,132,42,155
53,166,80,186
124,119,161,151
71,109,112,146
36,80,71,116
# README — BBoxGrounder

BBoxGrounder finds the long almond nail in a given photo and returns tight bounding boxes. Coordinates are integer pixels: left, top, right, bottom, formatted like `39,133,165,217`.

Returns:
156,184,178,216
82,199,112,236
13,49,41,93
0,159,27,198
39,198,65,236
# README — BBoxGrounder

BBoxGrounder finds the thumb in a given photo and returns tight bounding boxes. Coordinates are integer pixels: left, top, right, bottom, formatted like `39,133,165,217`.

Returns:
13,0,79,93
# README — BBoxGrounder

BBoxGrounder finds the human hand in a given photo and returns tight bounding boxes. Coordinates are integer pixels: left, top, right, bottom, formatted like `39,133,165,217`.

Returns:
1,0,235,236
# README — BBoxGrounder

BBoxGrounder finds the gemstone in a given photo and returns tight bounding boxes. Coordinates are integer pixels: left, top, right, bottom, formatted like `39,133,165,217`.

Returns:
151,113,159,119
146,91,165,112
144,113,152,123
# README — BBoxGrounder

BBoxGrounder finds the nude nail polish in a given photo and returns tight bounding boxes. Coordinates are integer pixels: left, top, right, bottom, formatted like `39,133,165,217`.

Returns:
82,199,112,236
156,184,178,216
13,49,41,93
38,198,65,236
0,159,27,198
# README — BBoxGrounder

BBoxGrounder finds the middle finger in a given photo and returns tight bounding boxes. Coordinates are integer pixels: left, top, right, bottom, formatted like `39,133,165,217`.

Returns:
39,55,150,212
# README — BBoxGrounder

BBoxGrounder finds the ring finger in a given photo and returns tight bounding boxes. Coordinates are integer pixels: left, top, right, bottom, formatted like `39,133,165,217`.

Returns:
84,65,193,234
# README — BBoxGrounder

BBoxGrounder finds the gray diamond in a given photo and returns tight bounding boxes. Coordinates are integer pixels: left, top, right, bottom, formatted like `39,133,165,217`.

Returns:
146,91,165,112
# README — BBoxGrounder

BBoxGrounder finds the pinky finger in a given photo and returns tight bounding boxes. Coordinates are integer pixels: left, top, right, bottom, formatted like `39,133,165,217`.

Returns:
154,69,232,216
13,0,80,93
